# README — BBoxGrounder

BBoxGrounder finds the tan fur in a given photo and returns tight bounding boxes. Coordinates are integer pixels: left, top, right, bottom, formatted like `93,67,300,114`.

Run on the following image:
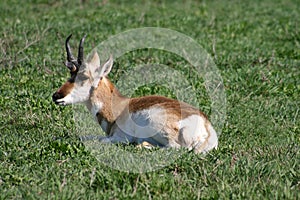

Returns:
129,96,208,119
89,77,129,134
56,81,74,97
91,78,207,118
88,77,214,149
53,41,218,153
89,77,208,126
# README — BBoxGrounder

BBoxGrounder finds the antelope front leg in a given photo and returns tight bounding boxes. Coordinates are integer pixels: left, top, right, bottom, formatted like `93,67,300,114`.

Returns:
79,135,107,142
80,135,130,144
98,135,132,144
136,141,155,149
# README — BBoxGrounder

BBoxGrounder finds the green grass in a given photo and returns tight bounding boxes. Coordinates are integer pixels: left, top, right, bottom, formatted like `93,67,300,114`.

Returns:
1,0,299,199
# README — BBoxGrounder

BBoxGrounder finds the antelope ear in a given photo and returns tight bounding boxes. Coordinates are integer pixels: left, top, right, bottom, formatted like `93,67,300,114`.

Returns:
100,55,113,77
92,55,113,88
88,51,100,73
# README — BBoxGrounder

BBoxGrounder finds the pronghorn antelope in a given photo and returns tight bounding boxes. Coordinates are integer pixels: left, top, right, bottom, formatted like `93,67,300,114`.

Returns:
52,34,218,153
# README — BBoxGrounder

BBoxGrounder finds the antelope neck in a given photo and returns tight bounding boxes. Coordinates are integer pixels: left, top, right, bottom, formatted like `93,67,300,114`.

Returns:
87,77,129,123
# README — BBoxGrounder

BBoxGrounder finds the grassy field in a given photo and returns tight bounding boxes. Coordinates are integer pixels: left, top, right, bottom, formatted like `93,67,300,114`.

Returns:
0,0,299,199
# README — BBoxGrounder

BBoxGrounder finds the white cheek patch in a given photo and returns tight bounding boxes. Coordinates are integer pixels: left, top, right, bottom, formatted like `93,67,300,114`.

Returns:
57,82,91,105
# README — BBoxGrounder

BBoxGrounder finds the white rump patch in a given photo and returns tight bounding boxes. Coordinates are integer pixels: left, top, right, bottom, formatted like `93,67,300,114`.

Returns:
178,115,208,149
203,124,218,152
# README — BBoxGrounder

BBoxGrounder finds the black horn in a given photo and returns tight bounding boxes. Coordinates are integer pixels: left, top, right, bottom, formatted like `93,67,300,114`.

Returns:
77,34,87,65
65,34,76,62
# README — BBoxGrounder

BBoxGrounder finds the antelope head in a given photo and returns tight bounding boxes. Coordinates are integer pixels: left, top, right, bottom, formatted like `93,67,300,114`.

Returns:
52,34,113,106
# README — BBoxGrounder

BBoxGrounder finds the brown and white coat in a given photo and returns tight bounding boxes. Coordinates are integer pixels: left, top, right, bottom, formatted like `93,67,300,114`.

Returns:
52,35,218,153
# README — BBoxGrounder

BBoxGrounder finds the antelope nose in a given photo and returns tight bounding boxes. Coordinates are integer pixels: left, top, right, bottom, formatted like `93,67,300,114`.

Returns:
52,92,62,102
